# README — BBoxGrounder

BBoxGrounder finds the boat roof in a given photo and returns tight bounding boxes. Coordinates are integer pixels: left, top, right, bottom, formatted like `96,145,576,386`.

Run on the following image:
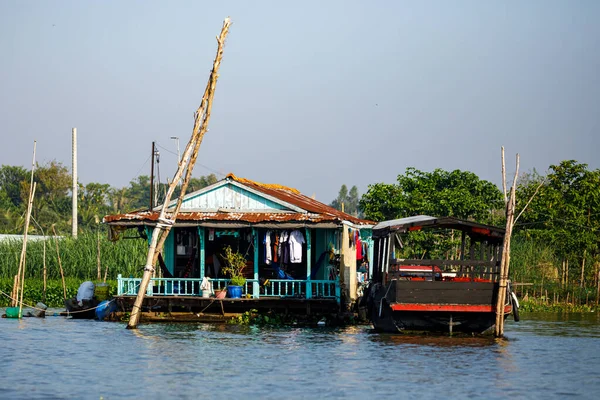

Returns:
372,215,505,240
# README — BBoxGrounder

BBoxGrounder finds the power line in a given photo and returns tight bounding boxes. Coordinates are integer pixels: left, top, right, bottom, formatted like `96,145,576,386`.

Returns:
154,142,225,178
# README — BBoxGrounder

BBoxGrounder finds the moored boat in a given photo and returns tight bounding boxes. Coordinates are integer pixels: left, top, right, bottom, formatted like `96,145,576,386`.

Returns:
364,216,519,334
64,281,104,319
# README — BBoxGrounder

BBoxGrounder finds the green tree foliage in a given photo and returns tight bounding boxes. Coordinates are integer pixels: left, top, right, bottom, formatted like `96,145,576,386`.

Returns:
0,162,221,234
360,167,503,223
515,160,600,287
0,165,27,209
330,184,360,216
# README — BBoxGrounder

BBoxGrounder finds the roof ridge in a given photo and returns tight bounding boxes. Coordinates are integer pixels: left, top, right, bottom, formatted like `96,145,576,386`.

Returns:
226,173,300,194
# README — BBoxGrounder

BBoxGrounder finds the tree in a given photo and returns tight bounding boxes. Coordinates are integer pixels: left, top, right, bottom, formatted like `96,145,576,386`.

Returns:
0,165,28,209
329,184,361,216
360,167,503,223
515,161,600,287
79,182,112,230
20,161,72,233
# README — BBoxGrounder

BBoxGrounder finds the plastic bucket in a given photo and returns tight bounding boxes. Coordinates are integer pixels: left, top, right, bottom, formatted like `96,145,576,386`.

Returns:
94,283,110,301
227,285,242,299
215,289,226,299
5,307,20,318
201,289,211,298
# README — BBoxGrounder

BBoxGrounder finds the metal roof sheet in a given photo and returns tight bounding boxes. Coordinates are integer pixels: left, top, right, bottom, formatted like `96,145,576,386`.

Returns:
103,174,375,227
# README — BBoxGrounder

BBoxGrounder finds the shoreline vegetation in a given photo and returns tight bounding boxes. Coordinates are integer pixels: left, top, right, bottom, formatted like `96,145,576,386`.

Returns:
1,160,599,313
0,233,597,313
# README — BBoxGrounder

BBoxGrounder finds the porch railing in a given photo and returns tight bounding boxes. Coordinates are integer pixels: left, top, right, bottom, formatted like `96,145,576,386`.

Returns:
117,274,339,300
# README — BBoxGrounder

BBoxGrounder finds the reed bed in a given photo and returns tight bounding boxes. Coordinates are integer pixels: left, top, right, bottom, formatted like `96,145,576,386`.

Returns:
0,278,118,307
0,233,147,281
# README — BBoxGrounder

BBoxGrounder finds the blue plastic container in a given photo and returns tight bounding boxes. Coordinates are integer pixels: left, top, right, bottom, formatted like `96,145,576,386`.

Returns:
95,300,117,321
227,285,242,298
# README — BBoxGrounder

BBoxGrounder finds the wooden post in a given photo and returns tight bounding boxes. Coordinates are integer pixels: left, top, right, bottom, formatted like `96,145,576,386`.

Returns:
97,226,102,280
13,141,36,310
72,128,78,238
18,182,36,317
253,228,259,298
52,225,67,301
580,249,586,288
199,227,206,280
495,148,519,337
305,227,312,299
42,234,47,303
149,141,155,211
127,18,231,329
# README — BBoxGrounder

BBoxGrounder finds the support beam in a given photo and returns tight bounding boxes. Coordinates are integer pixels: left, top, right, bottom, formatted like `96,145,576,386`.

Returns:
199,227,205,279
253,228,259,298
305,227,312,299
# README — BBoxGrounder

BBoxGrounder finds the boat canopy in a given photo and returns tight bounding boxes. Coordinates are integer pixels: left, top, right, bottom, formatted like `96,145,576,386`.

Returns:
372,215,505,242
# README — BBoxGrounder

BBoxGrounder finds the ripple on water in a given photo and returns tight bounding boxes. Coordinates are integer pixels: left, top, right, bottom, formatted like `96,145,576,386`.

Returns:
0,312,599,399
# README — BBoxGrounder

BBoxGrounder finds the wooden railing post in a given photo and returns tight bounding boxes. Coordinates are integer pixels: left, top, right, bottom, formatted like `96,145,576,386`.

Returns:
253,228,259,298
305,227,312,299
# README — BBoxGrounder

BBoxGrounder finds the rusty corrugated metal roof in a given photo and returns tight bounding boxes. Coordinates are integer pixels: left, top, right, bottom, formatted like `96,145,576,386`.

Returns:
103,173,374,227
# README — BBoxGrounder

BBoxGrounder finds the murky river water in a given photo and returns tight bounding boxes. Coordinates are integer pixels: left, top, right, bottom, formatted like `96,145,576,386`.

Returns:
1,311,599,399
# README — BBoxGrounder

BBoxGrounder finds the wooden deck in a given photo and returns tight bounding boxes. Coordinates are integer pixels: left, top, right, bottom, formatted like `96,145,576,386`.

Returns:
111,295,340,323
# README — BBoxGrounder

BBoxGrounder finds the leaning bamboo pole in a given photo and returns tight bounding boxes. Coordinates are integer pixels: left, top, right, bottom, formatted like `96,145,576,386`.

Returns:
97,228,102,280
12,141,36,309
52,225,67,301
18,183,36,316
42,235,47,303
127,17,231,329
495,149,519,337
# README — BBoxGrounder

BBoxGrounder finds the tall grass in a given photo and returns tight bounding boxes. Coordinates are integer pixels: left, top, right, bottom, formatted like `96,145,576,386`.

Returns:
510,234,599,309
0,233,147,281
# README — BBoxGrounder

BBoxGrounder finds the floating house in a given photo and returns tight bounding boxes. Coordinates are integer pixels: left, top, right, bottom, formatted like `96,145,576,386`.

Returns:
103,174,374,320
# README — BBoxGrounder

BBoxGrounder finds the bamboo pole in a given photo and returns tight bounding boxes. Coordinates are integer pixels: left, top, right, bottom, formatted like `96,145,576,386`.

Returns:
43,236,47,303
18,182,36,317
12,141,36,309
495,149,519,337
97,227,101,280
580,249,586,288
127,17,231,329
52,225,67,301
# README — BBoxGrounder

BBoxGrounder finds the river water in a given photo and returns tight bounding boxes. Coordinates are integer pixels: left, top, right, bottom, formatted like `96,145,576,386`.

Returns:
1,312,599,399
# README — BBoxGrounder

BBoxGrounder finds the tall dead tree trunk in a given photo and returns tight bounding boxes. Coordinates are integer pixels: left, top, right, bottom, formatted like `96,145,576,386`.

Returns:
127,17,231,329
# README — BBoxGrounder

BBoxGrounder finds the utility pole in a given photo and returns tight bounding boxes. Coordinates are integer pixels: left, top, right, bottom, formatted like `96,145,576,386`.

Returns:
72,128,78,238
149,141,155,210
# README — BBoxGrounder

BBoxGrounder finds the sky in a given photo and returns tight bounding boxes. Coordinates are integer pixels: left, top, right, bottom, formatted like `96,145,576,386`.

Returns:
1,0,598,204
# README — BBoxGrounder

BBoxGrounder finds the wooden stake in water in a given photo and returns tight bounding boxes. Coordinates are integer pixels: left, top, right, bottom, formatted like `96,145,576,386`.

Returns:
495,148,519,337
52,225,67,301
12,141,37,311
127,17,231,329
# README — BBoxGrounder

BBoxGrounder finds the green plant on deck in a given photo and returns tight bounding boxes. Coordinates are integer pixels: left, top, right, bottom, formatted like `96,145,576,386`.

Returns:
221,245,246,286
228,309,297,326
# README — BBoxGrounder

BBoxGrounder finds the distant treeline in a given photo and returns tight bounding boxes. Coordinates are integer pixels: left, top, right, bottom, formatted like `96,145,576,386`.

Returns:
0,161,218,235
1,159,600,310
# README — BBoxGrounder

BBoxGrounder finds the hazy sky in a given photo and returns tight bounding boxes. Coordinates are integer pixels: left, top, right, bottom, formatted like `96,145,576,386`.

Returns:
1,1,598,203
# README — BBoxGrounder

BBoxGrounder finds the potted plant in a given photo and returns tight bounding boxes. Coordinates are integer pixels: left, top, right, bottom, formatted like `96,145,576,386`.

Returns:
221,245,247,298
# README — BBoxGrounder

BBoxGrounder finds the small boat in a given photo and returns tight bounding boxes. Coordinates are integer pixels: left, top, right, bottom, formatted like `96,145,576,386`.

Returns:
64,281,100,319
364,216,519,335
65,297,99,319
